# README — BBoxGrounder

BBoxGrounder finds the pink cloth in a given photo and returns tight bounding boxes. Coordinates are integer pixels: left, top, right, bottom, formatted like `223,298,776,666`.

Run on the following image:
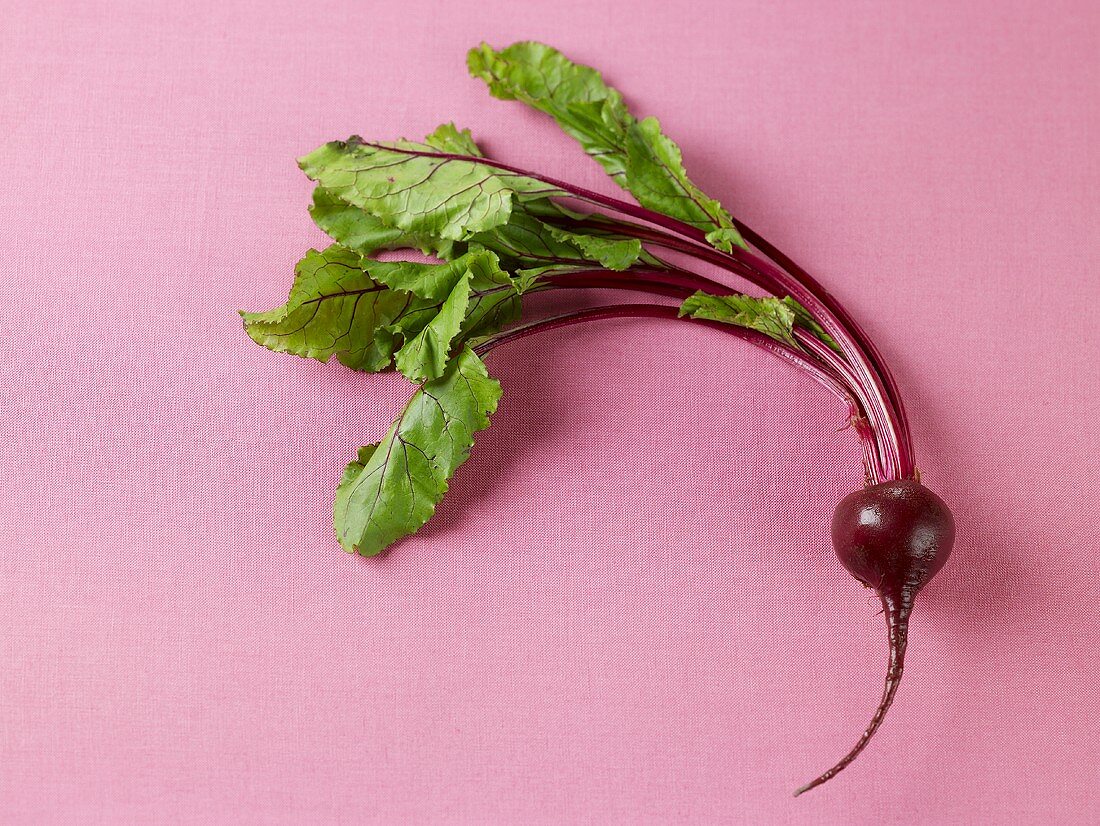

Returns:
2,0,1097,822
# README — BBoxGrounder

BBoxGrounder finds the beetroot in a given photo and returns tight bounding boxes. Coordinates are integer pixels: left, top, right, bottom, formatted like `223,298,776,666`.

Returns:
794,480,955,795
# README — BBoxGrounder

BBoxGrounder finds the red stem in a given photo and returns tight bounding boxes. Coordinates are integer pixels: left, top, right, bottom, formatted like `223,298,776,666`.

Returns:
544,268,885,483
474,300,875,479
735,222,914,477
795,330,884,484
473,303,835,395
544,267,730,296
542,218,904,479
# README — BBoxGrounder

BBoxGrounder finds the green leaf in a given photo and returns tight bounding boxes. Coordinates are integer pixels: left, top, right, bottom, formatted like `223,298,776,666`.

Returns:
389,255,521,383
313,185,634,276
466,201,661,273
705,228,744,251
240,245,411,372
310,187,459,259
365,248,499,301
309,124,659,274
678,291,801,347
241,246,521,379
780,296,840,352
307,122,485,259
468,41,632,179
468,41,745,251
424,122,484,156
298,136,564,242
385,254,521,383
454,276,523,341
621,117,742,251
466,209,589,268
333,347,501,556
393,274,470,384
546,226,642,271
372,249,520,383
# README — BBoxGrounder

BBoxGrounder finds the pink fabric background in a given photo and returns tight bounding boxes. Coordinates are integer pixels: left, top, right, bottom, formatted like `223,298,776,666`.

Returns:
2,0,1097,822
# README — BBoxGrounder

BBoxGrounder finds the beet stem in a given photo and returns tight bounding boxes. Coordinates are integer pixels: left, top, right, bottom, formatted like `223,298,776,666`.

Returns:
793,591,912,796
734,221,915,477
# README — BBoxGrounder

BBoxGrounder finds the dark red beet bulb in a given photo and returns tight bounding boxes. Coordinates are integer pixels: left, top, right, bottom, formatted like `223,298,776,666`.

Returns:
794,480,955,796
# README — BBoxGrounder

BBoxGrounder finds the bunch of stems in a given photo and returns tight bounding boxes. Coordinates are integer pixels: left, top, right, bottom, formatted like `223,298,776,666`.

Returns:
407,147,918,484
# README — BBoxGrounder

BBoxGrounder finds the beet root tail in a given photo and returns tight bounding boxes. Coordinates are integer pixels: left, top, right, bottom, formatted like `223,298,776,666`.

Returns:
793,593,911,796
